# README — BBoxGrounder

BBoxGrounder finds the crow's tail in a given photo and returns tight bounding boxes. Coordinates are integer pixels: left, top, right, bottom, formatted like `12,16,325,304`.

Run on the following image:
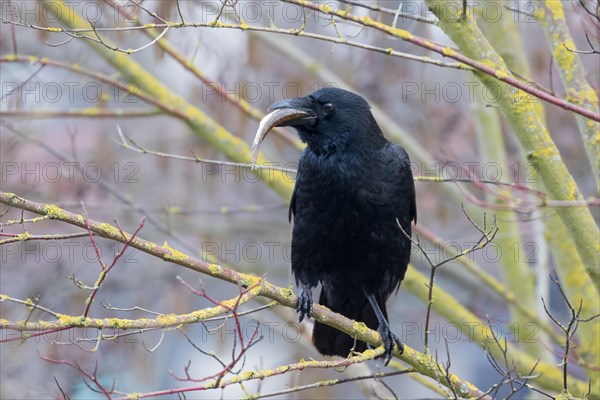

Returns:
312,289,386,357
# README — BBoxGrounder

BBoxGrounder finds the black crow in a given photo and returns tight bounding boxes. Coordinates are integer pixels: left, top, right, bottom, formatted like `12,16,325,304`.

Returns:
256,88,416,364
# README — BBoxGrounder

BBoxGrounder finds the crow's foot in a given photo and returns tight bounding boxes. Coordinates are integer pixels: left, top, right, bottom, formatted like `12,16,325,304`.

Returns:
296,287,313,322
378,321,403,366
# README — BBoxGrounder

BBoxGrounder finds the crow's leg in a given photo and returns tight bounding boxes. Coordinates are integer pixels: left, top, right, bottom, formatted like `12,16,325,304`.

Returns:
365,292,403,365
296,285,314,322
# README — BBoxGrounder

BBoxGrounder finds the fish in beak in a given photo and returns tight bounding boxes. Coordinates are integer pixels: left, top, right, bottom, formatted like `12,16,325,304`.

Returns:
250,98,314,169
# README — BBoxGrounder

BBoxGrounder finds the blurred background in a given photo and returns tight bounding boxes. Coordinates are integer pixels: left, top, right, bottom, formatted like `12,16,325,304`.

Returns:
1,0,598,398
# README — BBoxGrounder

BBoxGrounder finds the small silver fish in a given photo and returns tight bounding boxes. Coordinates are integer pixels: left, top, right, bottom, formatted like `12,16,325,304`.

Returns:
251,108,310,170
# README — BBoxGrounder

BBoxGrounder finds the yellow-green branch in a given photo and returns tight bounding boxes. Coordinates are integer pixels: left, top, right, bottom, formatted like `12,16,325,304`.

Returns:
282,0,600,122
1,192,594,398
1,287,260,331
537,0,600,189
421,0,599,292
39,0,294,199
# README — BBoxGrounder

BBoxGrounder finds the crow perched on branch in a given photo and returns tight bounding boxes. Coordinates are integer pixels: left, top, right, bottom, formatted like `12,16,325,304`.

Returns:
254,88,416,364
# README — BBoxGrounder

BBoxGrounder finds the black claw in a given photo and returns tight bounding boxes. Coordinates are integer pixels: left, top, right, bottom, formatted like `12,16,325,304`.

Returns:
296,288,313,322
378,322,403,366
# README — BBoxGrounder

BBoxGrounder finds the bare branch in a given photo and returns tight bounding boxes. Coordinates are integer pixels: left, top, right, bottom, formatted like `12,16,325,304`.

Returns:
397,206,498,350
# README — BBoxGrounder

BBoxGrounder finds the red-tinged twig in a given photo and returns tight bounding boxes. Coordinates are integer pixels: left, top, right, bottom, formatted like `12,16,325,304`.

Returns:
453,177,517,212
81,209,146,317
117,133,600,212
81,203,105,272
458,163,514,206
451,164,600,213
176,273,256,346
169,322,261,384
117,348,396,400
170,278,264,384
283,0,600,122
449,176,600,213
39,353,115,399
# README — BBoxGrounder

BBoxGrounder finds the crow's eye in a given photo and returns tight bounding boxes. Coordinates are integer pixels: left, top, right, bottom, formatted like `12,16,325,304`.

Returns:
323,103,334,113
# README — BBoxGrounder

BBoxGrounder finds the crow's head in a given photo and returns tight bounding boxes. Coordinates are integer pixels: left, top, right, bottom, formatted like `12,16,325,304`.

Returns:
267,88,384,155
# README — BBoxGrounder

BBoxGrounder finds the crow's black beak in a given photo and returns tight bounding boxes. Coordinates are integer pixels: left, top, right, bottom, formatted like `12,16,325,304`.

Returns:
267,97,314,126
250,97,315,168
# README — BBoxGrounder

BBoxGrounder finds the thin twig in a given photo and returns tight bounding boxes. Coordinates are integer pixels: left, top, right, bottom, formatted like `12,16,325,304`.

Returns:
397,205,498,350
